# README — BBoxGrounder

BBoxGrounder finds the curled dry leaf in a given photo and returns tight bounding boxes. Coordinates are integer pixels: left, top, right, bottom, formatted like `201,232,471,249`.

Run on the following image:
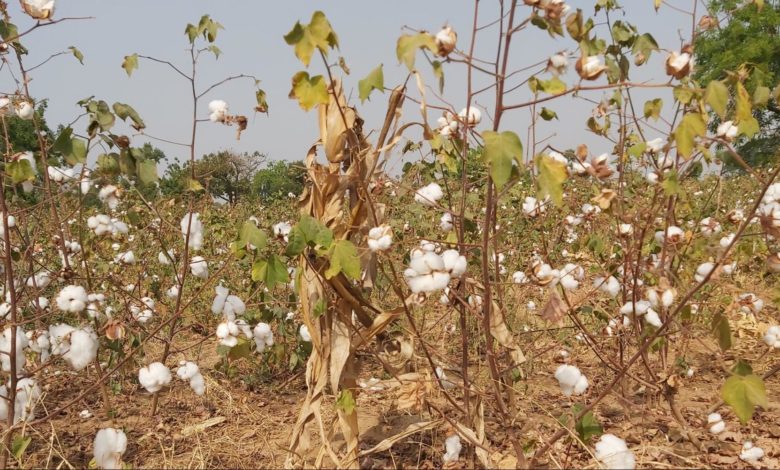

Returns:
540,291,567,324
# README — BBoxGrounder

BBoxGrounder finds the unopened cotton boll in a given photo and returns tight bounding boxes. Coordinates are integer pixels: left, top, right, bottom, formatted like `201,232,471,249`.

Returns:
208,99,229,123
55,285,88,313
764,325,780,348
367,225,393,252
442,435,462,463
94,428,127,469
740,441,764,463
554,364,588,396
177,361,206,396
181,213,204,250
707,413,725,434
253,322,274,352
190,256,208,279
21,0,55,19
595,434,635,469
138,362,172,393
415,182,444,206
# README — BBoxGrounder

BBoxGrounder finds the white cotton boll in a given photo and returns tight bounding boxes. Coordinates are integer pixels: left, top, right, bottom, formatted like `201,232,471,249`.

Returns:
512,271,528,284
138,362,172,393
439,287,451,305
181,213,204,250
15,101,34,120
595,434,635,469
441,249,467,277
410,252,445,275
0,327,28,372
211,286,229,316
208,99,229,122
13,378,40,423
98,185,121,210
580,55,604,77
299,324,312,342
763,325,780,348
27,271,50,289
158,249,174,265
216,321,239,347
190,256,208,279
166,285,179,299
595,276,620,298
55,285,88,313
716,120,739,141
554,364,588,396
272,221,292,242
646,171,659,185
523,196,546,217
28,329,50,362
21,0,55,19
79,169,91,195
442,435,462,463
699,217,722,237
64,328,98,370
114,250,136,265
440,212,453,231
458,106,481,127
93,428,127,470
708,413,725,434
547,52,568,75
367,225,393,252
253,322,274,352
177,361,206,396
620,300,651,317
695,262,715,283
644,309,662,328
434,25,457,56
415,183,444,206
719,233,735,250
557,263,583,291
740,441,764,463
661,289,675,308
646,138,665,153
738,293,763,315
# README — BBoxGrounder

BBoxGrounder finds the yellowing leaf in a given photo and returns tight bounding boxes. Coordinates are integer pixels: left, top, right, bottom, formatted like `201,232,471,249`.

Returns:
643,98,663,121
122,53,138,77
289,71,329,111
674,112,706,159
7,160,35,184
536,154,568,205
284,11,338,66
722,374,768,423
358,64,384,102
705,80,729,119
540,107,558,121
735,82,753,122
68,46,84,65
482,130,523,188
396,32,436,70
753,85,770,107
112,102,145,131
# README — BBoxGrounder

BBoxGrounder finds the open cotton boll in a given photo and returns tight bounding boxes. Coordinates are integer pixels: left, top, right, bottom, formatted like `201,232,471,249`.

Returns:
208,99,229,122
158,249,175,265
253,322,274,352
98,185,121,210
415,182,443,207
21,0,55,19
738,293,763,315
14,101,34,120
554,364,588,396
695,262,715,283
434,25,457,56
557,263,583,290
367,225,393,252
458,106,481,127
12,378,40,423
114,250,136,265
523,196,546,217
764,325,780,348
181,213,204,250
64,327,98,370
620,300,651,318
94,428,127,470
299,324,312,342
26,271,50,289
216,321,240,347
595,276,620,298
440,212,453,231
138,362,172,393
442,435,462,463
55,285,88,313
708,413,725,434
190,256,209,279
644,309,662,328
0,327,29,372
211,286,246,321
512,271,529,284
27,329,50,362
177,361,206,396
441,249,467,277
740,441,764,463
595,434,635,469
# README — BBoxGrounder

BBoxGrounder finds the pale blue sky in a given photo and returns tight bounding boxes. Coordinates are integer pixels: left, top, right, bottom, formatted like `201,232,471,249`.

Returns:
6,1,693,172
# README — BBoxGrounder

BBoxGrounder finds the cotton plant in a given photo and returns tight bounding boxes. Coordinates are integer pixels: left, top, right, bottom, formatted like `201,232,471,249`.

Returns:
93,428,127,469
554,364,588,396
177,361,206,396
138,362,172,393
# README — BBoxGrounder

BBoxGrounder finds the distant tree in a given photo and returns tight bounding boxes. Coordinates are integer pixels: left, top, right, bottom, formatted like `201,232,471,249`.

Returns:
0,102,54,154
195,150,265,204
252,160,305,201
159,160,187,197
695,0,780,171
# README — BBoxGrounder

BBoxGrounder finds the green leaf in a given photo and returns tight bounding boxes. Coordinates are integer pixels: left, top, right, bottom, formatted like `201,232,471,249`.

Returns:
95,100,116,132
336,389,356,415
705,80,729,119
573,404,603,442
628,142,647,158
112,102,145,131
396,32,436,70
289,72,329,111
137,159,157,185
643,98,663,121
51,128,87,165
673,86,695,104
540,107,558,121
238,221,267,251
722,374,768,423
325,239,360,280
482,130,523,188
711,310,732,352
7,160,35,184
97,153,119,174
738,116,760,138
255,88,269,113
11,435,31,460
538,77,566,95
185,24,199,43
122,53,138,77
565,9,586,41
68,46,84,64
227,337,252,360
536,154,568,206
358,64,384,102
285,227,307,257
661,169,680,196
674,112,706,159
432,60,444,93
252,255,290,289
732,360,754,376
